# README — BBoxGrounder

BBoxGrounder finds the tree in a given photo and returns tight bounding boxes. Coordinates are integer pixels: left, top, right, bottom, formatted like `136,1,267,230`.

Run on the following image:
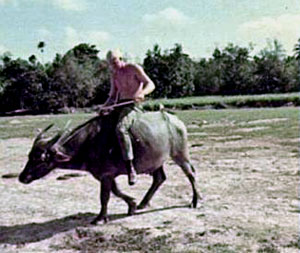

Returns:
143,45,170,98
281,38,300,92
252,40,289,94
37,41,46,53
167,44,195,97
283,55,299,92
0,38,298,114
143,44,194,98
193,58,221,95
47,43,108,109
194,44,254,95
0,56,48,113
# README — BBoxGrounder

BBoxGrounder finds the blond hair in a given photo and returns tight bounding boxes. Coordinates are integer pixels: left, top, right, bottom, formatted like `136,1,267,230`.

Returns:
106,49,122,61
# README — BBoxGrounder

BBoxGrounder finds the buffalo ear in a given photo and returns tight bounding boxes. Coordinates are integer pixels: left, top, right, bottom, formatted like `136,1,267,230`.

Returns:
51,147,71,163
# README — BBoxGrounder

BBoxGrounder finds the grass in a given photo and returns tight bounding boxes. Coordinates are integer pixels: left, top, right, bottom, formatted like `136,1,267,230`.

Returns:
0,105,299,252
0,113,92,139
177,107,299,146
143,92,300,110
52,228,173,252
0,107,298,142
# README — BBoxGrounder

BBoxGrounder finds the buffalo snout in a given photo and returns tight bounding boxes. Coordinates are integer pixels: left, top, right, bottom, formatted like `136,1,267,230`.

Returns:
18,172,33,184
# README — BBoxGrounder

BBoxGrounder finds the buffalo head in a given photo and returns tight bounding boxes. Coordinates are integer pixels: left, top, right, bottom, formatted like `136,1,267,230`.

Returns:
19,124,67,184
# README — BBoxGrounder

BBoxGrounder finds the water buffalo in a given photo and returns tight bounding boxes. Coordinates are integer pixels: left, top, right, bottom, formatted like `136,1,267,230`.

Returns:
19,109,201,224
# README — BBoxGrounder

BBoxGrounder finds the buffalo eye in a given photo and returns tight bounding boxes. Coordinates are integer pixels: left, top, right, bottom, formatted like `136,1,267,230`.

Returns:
42,152,52,162
41,153,46,161
40,152,50,162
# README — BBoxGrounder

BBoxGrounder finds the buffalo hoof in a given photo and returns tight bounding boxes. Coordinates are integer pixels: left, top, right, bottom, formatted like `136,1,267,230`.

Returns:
189,193,203,208
137,203,150,210
128,171,137,186
189,197,198,208
128,202,137,216
189,201,197,208
90,215,109,225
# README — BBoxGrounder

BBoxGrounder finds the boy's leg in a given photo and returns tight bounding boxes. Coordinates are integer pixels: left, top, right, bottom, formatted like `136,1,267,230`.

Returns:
116,107,138,185
125,160,137,185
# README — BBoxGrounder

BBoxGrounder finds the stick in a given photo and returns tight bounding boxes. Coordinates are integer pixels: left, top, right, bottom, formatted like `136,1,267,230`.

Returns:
100,100,135,111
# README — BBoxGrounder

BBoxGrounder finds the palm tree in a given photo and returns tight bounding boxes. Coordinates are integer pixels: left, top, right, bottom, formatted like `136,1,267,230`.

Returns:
37,41,45,53
294,38,300,61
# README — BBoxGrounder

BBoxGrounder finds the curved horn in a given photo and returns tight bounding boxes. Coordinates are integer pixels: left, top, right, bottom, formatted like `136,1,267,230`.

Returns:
63,120,72,131
35,123,54,142
51,120,72,149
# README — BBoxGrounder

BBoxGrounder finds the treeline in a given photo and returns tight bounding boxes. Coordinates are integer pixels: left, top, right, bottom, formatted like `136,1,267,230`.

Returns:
0,39,299,114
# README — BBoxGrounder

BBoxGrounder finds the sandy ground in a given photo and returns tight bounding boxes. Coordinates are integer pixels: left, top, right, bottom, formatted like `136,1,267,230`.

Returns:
0,119,298,252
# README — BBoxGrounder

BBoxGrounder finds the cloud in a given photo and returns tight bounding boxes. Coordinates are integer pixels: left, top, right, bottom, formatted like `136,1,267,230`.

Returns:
34,28,56,49
141,7,195,49
0,0,87,11
0,0,18,6
0,44,8,54
0,0,11,4
37,28,53,38
65,26,111,49
86,31,111,44
237,14,300,53
143,7,193,27
52,0,87,11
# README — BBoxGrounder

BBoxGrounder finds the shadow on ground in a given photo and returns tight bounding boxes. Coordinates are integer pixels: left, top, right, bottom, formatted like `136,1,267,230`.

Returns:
0,204,189,245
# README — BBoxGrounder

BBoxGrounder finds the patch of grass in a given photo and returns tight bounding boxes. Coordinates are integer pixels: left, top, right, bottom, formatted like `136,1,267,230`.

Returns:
177,107,299,142
181,231,206,244
257,244,280,253
207,243,236,253
0,106,298,144
0,113,93,139
285,237,300,249
235,226,299,252
143,93,299,110
211,137,244,143
209,228,223,234
52,227,173,252
214,147,260,153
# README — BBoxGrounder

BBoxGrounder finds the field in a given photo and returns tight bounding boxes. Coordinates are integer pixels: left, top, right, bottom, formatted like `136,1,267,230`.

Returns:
0,107,299,252
143,93,300,110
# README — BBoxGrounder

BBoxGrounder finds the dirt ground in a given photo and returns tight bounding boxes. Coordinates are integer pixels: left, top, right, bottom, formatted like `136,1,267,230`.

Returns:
0,118,298,252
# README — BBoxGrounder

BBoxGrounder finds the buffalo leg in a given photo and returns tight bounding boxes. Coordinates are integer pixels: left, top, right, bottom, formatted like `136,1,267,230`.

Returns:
175,158,201,208
137,166,166,210
91,177,112,224
111,179,137,215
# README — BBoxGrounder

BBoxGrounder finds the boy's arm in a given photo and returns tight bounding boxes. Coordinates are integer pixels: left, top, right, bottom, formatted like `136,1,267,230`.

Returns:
135,65,155,96
103,77,119,106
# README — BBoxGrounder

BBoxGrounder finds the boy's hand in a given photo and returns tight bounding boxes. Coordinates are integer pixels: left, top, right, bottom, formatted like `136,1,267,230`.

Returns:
98,105,113,115
134,96,144,103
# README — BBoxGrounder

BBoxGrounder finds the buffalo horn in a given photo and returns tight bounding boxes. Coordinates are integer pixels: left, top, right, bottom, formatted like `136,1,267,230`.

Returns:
35,123,54,142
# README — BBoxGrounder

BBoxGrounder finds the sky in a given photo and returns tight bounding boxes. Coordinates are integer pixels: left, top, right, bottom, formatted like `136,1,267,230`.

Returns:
0,0,299,62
